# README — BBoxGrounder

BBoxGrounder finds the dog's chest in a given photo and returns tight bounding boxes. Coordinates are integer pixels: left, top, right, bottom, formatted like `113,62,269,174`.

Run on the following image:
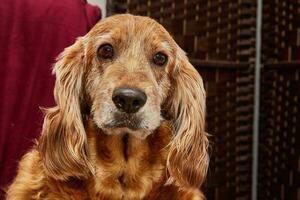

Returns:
86,123,171,199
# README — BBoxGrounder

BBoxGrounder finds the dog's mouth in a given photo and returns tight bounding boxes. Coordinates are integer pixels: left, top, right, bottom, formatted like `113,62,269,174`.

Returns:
104,112,143,130
100,112,151,139
93,109,158,139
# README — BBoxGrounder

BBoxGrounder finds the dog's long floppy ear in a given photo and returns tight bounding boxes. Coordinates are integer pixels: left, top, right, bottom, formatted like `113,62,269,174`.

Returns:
167,48,209,189
38,38,93,180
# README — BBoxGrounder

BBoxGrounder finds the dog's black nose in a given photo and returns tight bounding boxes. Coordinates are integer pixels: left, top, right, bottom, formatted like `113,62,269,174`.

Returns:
112,88,147,113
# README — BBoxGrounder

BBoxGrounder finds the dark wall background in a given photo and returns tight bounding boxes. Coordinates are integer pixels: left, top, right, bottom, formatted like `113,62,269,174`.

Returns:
108,0,300,199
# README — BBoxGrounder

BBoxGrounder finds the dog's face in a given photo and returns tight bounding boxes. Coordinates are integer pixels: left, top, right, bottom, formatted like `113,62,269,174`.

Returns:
84,15,176,138
39,14,208,190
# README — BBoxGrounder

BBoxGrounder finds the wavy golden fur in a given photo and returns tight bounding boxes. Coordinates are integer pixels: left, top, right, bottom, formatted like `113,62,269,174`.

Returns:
6,14,209,200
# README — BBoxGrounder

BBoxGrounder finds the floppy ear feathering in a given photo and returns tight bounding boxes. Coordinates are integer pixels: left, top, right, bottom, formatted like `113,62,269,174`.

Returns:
38,38,93,180
166,47,209,189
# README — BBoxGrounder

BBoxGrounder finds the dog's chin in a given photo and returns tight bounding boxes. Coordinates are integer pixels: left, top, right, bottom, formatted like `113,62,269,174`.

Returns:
101,125,152,140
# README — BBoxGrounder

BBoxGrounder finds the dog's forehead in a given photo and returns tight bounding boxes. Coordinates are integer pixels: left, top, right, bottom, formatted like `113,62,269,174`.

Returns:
90,14,172,44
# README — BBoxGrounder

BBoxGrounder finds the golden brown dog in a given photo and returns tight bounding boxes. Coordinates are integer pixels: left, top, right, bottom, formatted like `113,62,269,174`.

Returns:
6,14,209,200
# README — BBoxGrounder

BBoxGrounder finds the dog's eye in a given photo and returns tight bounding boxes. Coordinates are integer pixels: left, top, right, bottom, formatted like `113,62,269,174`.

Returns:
153,52,167,66
97,44,114,59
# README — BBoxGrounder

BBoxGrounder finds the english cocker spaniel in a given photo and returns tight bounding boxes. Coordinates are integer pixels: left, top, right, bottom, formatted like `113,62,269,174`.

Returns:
7,14,209,200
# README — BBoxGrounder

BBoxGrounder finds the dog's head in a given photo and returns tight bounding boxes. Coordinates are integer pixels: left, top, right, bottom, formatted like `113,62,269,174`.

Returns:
39,14,208,189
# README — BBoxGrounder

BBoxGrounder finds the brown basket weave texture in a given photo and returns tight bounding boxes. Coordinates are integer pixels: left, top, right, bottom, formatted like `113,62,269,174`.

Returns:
200,64,253,200
260,0,300,199
259,63,300,199
259,64,300,200
262,0,300,62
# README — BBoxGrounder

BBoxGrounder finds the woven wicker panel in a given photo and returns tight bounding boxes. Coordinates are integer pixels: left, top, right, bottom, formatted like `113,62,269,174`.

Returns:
262,0,300,62
109,0,256,63
259,64,300,200
191,62,254,200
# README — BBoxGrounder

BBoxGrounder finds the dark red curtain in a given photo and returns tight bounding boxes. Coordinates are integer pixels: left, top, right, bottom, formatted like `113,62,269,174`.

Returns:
0,0,101,198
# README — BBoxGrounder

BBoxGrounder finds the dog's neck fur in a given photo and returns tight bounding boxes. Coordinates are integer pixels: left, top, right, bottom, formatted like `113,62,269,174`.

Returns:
85,120,172,199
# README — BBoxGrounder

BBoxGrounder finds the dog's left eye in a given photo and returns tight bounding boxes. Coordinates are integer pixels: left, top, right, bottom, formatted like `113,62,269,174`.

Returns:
97,44,114,59
153,52,167,66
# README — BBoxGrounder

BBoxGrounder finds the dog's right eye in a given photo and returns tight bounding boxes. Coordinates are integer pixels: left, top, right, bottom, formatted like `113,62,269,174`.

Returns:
153,52,167,66
97,44,114,59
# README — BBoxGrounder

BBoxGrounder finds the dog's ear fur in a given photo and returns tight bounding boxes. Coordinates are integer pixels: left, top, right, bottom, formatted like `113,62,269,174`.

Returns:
167,48,209,189
38,38,92,180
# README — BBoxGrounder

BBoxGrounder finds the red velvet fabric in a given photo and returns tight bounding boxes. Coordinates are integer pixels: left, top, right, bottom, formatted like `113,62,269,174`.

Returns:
0,0,101,197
